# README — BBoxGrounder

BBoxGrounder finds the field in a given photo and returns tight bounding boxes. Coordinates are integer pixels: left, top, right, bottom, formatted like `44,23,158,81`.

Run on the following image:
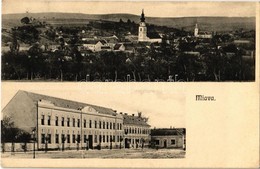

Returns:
2,13,255,31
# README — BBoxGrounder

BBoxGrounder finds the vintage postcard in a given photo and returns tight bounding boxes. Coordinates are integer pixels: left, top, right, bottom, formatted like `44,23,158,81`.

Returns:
1,1,259,168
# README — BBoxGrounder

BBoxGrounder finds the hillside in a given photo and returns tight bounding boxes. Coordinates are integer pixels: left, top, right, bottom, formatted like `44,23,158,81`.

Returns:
2,12,255,32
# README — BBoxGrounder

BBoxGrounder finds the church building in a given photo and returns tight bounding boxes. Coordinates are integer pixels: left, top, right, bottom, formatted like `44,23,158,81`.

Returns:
194,23,212,39
138,10,162,43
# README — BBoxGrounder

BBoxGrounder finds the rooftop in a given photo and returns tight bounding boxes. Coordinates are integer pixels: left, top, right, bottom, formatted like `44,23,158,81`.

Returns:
151,128,186,136
122,112,150,127
18,90,117,116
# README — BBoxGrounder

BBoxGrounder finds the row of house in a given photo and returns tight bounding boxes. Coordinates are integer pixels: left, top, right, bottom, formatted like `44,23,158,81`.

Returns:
2,91,185,151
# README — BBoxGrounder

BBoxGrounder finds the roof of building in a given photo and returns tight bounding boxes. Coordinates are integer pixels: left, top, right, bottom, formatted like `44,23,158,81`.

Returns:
84,40,100,45
122,113,150,127
151,128,186,136
16,90,117,116
99,40,107,45
114,43,124,50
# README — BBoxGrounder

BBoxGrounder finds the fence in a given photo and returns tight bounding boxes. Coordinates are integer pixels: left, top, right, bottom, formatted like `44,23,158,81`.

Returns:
1,142,34,152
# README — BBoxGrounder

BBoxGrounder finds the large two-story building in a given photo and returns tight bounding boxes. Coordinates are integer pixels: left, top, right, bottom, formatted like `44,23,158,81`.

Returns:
2,91,126,150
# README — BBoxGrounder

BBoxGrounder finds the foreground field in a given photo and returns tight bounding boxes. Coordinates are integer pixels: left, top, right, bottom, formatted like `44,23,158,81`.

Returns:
1,148,185,159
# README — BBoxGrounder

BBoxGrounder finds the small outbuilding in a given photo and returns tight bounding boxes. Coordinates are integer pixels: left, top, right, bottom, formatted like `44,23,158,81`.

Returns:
151,128,185,149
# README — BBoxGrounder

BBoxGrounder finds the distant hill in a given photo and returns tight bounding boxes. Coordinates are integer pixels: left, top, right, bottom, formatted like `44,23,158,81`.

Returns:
2,12,255,32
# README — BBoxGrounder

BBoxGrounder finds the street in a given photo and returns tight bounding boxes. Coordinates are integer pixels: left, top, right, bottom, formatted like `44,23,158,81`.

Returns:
1,148,185,159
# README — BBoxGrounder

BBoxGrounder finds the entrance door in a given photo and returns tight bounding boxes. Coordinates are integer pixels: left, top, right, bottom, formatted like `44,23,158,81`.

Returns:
125,138,129,148
164,140,167,148
89,135,93,149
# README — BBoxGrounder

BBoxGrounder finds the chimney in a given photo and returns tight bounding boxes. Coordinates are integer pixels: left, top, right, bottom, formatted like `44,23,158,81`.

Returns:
132,114,134,116
138,112,142,117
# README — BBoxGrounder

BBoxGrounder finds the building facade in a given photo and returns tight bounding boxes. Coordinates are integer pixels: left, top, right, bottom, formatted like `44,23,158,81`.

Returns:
2,91,127,150
151,128,185,149
122,112,151,148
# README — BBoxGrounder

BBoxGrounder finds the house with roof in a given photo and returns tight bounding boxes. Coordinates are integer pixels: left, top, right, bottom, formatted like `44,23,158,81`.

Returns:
102,35,119,48
2,91,124,150
151,128,185,149
83,40,110,52
114,43,125,52
122,112,151,148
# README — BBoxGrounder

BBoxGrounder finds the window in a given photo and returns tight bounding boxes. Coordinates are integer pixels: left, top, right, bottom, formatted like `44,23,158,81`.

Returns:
67,134,70,143
107,135,109,142
171,139,176,145
103,122,105,129
41,115,45,125
113,135,115,142
67,118,70,127
77,135,80,143
83,119,86,128
99,121,101,129
55,116,58,126
94,121,97,128
61,134,65,143
47,116,51,125
110,122,112,129
113,123,115,129
140,28,142,31
73,134,76,143
73,118,75,127
41,134,45,144
120,124,122,130
94,135,97,143
106,122,109,129
117,123,119,130
84,135,87,143
155,140,160,145
55,134,59,143
61,117,64,126
77,119,80,128
103,135,105,142
117,136,119,142
89,120,92,128
99,135,102,143
48,134,51,144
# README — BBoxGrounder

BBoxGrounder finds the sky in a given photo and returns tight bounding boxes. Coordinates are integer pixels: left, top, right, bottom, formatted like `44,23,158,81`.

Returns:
1,82,186,128
2,1,256,17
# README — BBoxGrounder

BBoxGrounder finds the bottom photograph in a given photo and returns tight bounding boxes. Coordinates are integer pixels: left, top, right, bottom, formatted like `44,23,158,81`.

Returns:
1,86,185,159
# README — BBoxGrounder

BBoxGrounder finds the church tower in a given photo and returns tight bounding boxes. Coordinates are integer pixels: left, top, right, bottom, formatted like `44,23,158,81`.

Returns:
138,9,148,42
194,23,199,37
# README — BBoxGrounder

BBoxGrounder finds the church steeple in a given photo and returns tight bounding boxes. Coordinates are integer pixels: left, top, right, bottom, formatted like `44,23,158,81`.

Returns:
140,9,145,22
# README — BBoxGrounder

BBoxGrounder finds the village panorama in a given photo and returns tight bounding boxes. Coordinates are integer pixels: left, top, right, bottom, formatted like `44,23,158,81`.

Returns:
2,10,255,82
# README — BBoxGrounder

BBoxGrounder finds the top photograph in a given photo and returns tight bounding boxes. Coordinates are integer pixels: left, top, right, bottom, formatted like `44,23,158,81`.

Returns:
1,1,256,82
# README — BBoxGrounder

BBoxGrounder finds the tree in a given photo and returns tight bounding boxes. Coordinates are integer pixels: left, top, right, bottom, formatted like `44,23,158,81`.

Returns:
21,17,30,24
1,117,20,143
